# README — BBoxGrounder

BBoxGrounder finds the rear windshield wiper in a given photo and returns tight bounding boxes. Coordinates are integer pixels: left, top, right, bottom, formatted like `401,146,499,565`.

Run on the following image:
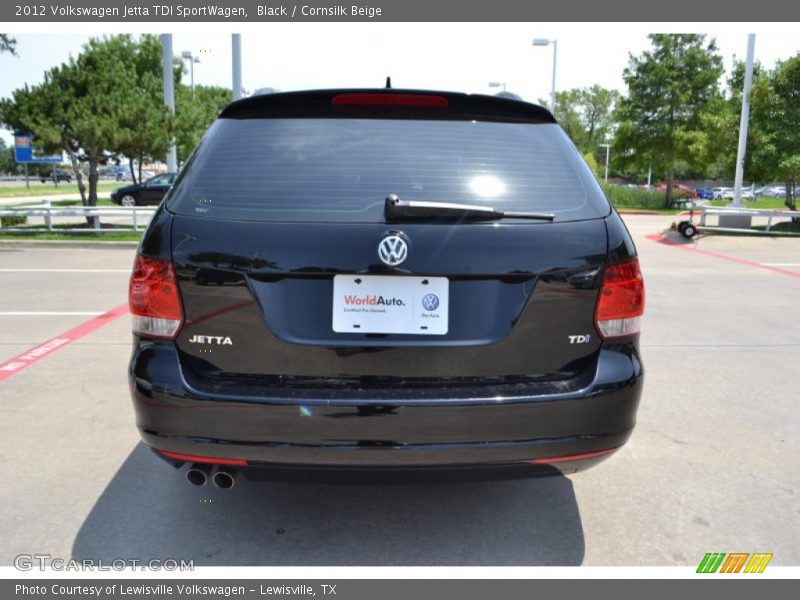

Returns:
384,194,555,222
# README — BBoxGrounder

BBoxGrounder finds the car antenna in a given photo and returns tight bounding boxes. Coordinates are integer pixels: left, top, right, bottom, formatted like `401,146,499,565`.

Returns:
385,76,392,89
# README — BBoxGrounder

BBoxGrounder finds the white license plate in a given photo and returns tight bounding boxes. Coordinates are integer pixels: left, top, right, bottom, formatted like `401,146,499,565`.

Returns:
332,275,449,335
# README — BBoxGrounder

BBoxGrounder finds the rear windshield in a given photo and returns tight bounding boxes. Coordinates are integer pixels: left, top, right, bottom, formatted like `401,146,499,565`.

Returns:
167,118,610,222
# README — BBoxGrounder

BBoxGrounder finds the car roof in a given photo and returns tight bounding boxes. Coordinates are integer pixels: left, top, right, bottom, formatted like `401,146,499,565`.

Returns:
219,88,557,124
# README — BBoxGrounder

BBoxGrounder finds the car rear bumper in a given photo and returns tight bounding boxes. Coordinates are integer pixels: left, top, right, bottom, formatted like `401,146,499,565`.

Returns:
129,341,643,479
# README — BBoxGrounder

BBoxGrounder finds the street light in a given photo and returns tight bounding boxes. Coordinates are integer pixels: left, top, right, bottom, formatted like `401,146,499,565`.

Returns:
532,38,558,115
180,50,200,98
599,143,611,183
488,81,506,92
161,35,177,173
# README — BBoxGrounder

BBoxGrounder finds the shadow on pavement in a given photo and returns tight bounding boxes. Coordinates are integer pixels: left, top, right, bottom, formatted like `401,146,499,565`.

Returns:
72,443,585,566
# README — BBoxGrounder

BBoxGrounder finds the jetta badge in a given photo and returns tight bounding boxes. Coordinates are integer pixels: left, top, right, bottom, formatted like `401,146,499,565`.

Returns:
378,234,408,267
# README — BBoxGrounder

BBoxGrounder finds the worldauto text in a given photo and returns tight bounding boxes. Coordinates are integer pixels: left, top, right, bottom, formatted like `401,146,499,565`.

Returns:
344,294,405,306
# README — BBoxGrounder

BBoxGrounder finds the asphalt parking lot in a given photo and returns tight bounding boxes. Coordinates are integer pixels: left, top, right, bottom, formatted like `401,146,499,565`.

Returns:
0,215,798,566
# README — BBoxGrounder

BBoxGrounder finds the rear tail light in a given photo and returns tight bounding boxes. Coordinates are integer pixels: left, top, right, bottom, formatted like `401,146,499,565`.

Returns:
332,93,449,107
129,255,184,339
159,450,248,466
595,258,645,339
531,447,618,464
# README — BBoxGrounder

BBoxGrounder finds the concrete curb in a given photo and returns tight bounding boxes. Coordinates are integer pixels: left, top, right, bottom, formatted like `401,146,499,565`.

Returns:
617,210,662,215
0,240,139,250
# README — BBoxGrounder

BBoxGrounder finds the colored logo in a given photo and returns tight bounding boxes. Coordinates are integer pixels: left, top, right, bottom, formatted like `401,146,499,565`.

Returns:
421,293,439,311
696,552,773,573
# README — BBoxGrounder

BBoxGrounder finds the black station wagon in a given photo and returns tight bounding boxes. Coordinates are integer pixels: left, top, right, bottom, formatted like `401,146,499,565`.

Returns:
128,89,645,488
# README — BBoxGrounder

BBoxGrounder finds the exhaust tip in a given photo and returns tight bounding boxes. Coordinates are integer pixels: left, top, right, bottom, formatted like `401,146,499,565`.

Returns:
212,468,236,490
186,463,211,486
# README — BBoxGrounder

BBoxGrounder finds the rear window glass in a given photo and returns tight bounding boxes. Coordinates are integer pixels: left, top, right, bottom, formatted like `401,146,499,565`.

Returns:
167,118,610,222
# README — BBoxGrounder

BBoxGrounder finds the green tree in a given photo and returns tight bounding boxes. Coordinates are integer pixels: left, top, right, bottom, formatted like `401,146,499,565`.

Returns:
0,138,21,174
545,85,620,157
0,35,173,223
700,60,770,183
175,84,231,162
582,151,601,179
713,55,800,209
614,34,724,207
0,34,16,56
757,56,800,209
110,35,176,184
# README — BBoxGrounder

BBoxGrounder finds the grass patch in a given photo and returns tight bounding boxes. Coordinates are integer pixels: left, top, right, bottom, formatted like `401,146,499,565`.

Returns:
0,231,142,241
0,182,121,198
709,198,791,210
6,197,114,208
603,185,795,213
601,184,689,213
0,220,144,241
0,221,142,241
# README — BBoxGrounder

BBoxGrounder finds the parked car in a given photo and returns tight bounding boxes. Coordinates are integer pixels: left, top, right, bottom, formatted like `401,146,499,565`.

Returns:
110,173,177,207
695,188,715,200
99,166,130,181
655,182,698,198
762,186,786,198
720,188,753,200
128,89,645,486
712,187,732,199
40,168,72,183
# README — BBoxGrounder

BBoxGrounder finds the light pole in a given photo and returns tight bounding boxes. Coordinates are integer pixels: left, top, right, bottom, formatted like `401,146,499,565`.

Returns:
160,35,177,173
599,143,611,183
180,50,200,98
232,34,243,101
732,34,756,208
532,38,558,115
488,81,506,92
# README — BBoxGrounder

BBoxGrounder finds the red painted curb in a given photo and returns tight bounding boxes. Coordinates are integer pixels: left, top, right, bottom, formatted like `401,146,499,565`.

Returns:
645,234,800,280
0,303,129,383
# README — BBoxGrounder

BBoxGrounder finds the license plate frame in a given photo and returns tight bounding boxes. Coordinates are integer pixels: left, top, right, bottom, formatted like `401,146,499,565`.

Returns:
332,275,449,335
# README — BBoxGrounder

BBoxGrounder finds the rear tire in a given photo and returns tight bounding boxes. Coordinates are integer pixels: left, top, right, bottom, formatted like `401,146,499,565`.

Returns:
681,223,697,239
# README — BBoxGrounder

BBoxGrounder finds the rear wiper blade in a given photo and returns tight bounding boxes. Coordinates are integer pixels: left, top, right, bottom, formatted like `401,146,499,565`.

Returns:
384,194,555,222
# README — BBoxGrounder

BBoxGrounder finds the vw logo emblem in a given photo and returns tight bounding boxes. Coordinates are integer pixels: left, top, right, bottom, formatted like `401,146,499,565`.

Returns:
378,235,408,267
422,293,439,311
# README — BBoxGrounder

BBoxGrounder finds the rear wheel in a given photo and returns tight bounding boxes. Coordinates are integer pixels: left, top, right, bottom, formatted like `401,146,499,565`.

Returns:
120,194,137,207
681,223,697,239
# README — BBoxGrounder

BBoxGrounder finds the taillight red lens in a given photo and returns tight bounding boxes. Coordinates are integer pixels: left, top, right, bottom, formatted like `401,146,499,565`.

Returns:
595,258,645,339
531,447,618,464
129,255,184,339
332,93,449,107
159,450,248,466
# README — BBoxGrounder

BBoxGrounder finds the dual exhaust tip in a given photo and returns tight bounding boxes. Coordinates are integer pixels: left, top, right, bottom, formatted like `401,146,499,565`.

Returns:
186,464,236,489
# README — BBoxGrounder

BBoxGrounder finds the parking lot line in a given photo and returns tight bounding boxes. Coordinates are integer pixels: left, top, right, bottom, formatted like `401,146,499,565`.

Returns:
0,311,104,316
0,268,130,273
646,233,800,280
0,303,128,383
